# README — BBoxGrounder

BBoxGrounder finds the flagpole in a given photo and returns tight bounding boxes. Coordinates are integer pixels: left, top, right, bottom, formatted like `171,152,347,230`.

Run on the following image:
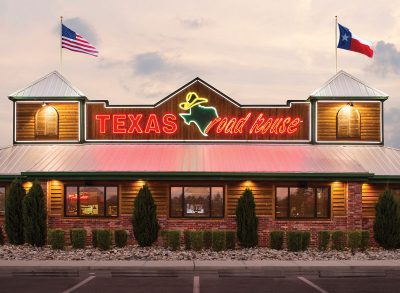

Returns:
335,15,338,73
60,16,63,73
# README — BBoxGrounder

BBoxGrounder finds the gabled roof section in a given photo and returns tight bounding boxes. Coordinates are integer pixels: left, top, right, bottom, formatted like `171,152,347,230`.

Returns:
9,71,85,99
310,70,388,99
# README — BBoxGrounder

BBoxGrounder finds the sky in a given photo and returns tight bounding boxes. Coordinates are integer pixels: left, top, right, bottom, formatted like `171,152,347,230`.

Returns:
1,0,400,147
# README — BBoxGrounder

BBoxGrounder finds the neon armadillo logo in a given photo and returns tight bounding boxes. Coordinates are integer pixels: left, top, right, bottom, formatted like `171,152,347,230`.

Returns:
178,92,218,136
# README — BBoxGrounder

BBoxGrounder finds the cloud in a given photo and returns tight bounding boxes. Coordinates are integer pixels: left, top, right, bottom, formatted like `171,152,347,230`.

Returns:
132,52,167,75
367,41,400,76
179,17,209,29
55,17,99,45
384,107,400,148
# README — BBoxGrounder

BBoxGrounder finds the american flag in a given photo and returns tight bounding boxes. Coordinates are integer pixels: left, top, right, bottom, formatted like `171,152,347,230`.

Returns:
61,24,99,57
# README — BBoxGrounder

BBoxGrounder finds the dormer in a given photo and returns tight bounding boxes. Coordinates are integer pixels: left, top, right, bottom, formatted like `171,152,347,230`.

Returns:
309,70,388,144
9,71,85,143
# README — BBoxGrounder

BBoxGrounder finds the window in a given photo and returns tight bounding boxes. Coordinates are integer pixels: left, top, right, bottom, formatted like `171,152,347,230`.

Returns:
0,187,5,213
35,105,59,138
170,186,224,218
337,104,360,139
65,186,118,217
275,187,330,219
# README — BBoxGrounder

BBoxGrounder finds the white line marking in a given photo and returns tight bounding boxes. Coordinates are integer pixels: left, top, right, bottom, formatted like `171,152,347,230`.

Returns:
62,275,96,293
193,275,200,293
298,276,329,293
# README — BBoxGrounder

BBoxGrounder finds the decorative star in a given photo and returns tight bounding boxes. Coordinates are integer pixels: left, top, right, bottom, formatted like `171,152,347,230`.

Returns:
342,34,349,42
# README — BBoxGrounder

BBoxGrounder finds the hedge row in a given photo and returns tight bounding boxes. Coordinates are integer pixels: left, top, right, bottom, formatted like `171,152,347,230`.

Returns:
161,230,236,251
48,229,129,251
269,230,370,252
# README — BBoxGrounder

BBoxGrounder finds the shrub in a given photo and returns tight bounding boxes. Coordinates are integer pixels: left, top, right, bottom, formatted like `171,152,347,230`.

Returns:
203,231,212,249
160,230,168,248
361,230,370,251
70,229,87,249
236,188,258,247
212,231,226,251
0,227,4,245
92,229,100,248
318,231,331,251
331,231,346,251
48,229,65,250
373,189,400,249
225,231,236,250
115,229,128,248
348,231,362,253
191,231,204,251
287,231,303,252
301,232,311,251
23,180,47,247
5,178,26,245
166,230,180,251
269,231,284,250
132,185,160,247
97,229,112,251
184,230,192,250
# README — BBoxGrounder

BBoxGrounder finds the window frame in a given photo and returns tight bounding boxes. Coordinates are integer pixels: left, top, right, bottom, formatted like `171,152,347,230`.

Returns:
275,186,331,220
35,105,59,139
336,104,361,139
64,185,119,218
169,185,225,219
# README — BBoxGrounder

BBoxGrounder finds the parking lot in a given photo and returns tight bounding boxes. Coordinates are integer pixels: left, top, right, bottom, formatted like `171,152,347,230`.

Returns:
2,272,400,293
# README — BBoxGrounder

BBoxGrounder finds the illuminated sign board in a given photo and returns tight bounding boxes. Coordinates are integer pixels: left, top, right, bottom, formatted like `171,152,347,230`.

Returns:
85,79,310,142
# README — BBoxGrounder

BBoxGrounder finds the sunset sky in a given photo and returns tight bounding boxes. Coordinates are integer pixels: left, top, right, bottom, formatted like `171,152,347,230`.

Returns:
1,0,400,146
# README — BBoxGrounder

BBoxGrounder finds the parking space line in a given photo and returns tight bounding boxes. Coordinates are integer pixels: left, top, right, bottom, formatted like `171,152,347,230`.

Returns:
62,276,96,293
298,276,329,293
193,275,200,293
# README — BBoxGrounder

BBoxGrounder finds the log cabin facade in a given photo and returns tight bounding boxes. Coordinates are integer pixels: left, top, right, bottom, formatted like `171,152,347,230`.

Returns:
0,70,399,246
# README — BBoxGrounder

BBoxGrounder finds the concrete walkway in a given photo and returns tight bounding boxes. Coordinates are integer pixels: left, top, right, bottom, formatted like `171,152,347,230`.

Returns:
1,260,400,276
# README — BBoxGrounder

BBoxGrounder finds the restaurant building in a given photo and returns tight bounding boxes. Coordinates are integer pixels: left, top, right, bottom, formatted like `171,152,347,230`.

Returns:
0,70,399,246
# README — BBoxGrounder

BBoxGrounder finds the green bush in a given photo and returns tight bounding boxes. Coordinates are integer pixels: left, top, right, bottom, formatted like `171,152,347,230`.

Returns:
160,230,168,248
203,231,212,249
5,178,26,245
318,231,331,251
361,230,370,251
184,230,192,250
97,229,112,251
236,188,258,247
225,231,236,250
331,231,346,251
48,229,65,250
348,231,362,253
132,185,160,247
166,230,180,251
287,231,303,252
0,227,4,245
70,229,87,249
191,231,204,251
301,232,311,250
23,180,47,247
212,231,226,251
92,229,100,248
373,190,400,249
269,231,284,250
115,230,128,248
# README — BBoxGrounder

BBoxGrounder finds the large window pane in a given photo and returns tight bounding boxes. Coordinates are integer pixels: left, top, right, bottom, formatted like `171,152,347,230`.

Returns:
184,187,210,217
79,186,105,216
211,187,224,217
65,186,78,216
276,187,289,218
0,187,5,213
289,187,315,218
170,187,183,217
316,187,329,218
106,187,118,217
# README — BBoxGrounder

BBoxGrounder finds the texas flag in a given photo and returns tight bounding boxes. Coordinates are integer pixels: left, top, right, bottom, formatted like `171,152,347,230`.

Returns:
337,23,374,58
